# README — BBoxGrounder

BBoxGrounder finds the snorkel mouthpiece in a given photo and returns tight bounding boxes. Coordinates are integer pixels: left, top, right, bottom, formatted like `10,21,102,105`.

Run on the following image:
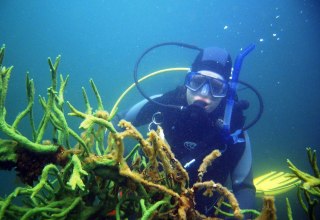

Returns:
186,100,208,124
193,100,208,108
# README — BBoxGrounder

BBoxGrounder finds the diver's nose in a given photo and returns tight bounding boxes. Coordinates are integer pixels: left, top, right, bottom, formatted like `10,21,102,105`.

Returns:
200,83,210,96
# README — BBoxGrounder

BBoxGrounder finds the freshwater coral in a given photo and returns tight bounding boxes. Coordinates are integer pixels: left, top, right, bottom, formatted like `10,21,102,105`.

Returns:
255,196,276,220
287,147,320,220
0,45,276,220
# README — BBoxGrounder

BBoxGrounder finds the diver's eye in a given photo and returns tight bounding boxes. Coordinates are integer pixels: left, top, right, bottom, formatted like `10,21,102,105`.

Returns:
190,75,206,88
210,79,224,91
209,78,228,97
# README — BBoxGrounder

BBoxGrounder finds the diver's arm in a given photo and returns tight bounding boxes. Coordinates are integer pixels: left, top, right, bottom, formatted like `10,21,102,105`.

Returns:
230,131,256,216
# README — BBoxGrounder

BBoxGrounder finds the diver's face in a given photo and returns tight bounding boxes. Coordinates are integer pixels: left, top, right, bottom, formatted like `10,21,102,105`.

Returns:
186,70,225,113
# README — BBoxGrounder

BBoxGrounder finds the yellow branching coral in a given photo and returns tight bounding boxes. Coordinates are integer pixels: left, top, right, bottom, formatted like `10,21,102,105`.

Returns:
0,139,18,164
79,114,96,130
255,196,276,220
287,149,320,193
286,147,320,218
193,180,243,219
177,192,192,220
119,160,180,199
108,132,125,163
67,154,88,190
198,149,221,182
68,101,116,134
149,128,189,190
118,120,153,157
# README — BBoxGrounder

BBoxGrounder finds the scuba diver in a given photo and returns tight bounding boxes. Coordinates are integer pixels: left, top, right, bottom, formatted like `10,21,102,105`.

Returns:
118,44,258,218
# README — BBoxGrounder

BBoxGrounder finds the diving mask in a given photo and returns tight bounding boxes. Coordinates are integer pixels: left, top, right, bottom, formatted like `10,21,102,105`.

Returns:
185,72,228,98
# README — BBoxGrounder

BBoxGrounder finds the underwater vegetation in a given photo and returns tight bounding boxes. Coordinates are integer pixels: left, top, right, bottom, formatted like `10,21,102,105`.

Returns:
286,148,320,220
0,44,318,219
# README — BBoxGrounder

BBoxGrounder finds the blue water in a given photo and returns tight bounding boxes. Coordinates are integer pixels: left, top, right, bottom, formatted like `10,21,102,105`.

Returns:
1,0,319,218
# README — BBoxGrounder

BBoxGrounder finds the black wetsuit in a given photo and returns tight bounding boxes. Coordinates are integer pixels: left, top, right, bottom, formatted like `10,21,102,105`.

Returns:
123,86,256,217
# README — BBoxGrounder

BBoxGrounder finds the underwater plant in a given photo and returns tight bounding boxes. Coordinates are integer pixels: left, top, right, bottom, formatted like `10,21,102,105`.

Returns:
0,44,277,220
286,147,320,220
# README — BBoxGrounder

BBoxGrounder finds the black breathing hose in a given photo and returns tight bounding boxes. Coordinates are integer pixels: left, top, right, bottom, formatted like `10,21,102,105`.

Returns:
238,80,264,130
133,42,202,110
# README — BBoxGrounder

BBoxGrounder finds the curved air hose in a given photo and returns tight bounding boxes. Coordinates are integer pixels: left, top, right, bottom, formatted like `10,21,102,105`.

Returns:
110,67,189,116
133,42,202,110
238,80,264,131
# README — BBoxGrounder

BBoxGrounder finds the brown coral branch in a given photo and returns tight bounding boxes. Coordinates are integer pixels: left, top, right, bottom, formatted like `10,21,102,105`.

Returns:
198,149,221,182
193,181,243,219
255,196,276,220
118,120,154,157
148,128,189,190
119,160,180,199
108,132,125,163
